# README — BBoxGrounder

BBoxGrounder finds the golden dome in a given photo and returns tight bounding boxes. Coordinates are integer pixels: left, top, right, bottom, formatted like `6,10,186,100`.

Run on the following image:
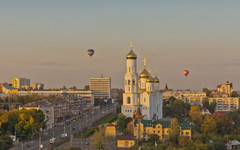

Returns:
146,76,154,83
140,68,150,78
153,76,160,83
126,50,137,59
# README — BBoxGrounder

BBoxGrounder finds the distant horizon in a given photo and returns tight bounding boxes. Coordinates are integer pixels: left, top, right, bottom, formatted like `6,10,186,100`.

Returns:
1,1,240,90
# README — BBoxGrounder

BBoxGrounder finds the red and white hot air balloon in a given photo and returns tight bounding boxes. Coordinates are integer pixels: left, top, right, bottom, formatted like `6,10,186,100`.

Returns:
183,70,189,77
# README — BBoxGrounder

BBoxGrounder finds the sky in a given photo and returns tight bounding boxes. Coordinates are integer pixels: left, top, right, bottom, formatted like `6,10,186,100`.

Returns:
1,0,240,90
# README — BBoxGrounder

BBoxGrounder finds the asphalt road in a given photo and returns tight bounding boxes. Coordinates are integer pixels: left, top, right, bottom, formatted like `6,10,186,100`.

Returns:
15,103,117,150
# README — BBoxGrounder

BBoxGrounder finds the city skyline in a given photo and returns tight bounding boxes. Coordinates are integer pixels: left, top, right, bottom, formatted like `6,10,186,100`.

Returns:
1,1,240,90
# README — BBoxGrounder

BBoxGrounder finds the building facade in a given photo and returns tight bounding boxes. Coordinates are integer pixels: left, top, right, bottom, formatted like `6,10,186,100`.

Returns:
121,43,162,120
89,76,111,99
162,90,206,105
217,81,233,96
31,83,44,90
127,107,191,141
11,77,30,89
209,95,239,112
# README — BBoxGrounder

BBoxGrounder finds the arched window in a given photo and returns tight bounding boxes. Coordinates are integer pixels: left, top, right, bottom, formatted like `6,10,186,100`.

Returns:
132,79,135,85
127,97,131,104
128,80,131,85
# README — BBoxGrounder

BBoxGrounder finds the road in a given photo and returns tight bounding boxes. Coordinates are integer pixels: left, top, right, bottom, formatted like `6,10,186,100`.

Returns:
14,103,117,150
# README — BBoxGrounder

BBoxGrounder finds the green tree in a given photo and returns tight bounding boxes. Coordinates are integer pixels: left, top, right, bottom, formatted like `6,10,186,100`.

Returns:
202,88,212,97
169,118,180,145
148,134,160,144
231,91,239,97
117,113,131,133
84,85,89,90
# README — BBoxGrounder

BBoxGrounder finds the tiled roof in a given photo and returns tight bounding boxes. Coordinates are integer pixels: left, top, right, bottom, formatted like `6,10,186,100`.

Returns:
118,134,135,140
134,120,191,129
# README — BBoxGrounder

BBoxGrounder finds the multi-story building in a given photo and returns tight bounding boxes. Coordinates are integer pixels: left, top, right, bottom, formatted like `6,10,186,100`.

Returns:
127,106,191,141
89,75,111,99
18,90,94,106
209,94,240,112
162,90,206,105
11,77,30,89
19,95,86,129
121,43,162,120
31,83,44,90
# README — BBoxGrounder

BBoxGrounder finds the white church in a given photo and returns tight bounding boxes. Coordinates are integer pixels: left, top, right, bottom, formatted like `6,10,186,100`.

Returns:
121,43,163,120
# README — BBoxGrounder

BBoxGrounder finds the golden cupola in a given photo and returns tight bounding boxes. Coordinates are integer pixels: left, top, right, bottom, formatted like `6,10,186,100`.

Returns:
126,41,137,59
153,76,160,83
146,76,154,83
140,68,150,78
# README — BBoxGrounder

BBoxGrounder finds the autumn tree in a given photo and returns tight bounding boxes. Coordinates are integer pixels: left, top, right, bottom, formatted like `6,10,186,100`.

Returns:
169,118,180,145
201,118,217,134
179,136,191,147
212,112,233,135
189,106,202,123
90,126,108,150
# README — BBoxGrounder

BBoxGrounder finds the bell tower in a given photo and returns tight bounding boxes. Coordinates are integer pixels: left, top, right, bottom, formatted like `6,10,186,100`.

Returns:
122,41,140,118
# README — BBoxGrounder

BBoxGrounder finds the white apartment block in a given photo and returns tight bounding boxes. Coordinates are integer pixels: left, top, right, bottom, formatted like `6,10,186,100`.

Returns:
162,90,206,105
89,76,111,99
209,96,240,112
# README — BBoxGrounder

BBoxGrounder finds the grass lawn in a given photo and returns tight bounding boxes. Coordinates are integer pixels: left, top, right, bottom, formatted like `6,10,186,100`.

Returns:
76,128,97,138
97,114,118,125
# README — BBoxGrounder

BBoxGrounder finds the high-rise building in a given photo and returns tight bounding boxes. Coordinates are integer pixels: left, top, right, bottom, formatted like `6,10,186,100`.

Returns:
121,42,162,120
11,77,30,89
89,75,111,99
31,83,44,90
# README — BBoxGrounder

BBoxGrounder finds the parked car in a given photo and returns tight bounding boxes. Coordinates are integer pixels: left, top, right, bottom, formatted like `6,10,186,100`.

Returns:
49,138,55,144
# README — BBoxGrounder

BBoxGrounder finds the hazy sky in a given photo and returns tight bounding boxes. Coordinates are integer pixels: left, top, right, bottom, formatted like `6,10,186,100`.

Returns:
1,1,240,90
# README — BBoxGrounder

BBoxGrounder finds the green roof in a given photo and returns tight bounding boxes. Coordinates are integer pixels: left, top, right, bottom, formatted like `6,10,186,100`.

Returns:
134,120,191,129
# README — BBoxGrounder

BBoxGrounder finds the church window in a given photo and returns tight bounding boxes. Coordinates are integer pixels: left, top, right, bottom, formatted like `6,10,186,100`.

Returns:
127,97,131,104
132,80,135,85
128,80,130,85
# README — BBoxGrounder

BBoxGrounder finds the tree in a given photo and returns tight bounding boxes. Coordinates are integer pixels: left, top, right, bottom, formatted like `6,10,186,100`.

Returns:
212,112,233,135
148,134,160,144
90,126,107,150
84,85,89,90
62,85,67,90
203,99,216,114
169,118,180,145
189,106,202,123
179,136,191,147
202,88,212,97
201,118,216,134
117,113,127,133
231,91,239,97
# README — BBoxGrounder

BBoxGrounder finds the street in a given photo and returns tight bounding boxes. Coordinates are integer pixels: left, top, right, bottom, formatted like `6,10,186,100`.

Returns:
13,103,117,150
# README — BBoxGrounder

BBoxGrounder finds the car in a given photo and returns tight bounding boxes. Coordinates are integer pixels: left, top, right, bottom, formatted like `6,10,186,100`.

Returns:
49,138,55,144
61,134,66,139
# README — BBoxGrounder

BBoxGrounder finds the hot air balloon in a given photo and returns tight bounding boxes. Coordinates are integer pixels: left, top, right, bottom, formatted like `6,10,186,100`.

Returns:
183,70,189,77
87,49,94,57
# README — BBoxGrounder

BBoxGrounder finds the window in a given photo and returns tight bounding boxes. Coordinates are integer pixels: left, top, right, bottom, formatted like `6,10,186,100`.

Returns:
158,131,160,133
125,141,129,147
133,80,135,85
127,97,131,104
129,67,130,72
186,132,189,135
128,80,131,85
144,98,146,102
